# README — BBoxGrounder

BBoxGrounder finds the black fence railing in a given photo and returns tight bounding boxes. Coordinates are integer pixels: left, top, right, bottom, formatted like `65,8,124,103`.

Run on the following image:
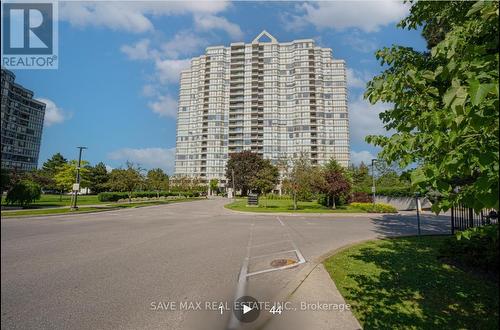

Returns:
451,205,498,234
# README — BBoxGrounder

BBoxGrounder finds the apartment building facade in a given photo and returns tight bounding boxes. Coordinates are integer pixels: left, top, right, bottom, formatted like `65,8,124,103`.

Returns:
174,31,349,184
1,69,46,171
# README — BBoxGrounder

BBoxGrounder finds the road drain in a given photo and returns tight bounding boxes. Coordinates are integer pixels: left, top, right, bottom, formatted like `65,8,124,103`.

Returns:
270,259,297,268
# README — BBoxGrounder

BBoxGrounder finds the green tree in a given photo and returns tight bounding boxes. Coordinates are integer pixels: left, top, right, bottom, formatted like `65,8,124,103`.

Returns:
40,153,67,191
146,168,169,198
364,0,499,212
251,160,279,207
377,171,404,188
209,179,219,196
226,151,266,196
108,162,144,203
5,180,42,207
88,162,110,194
1,168,12,194
22,169,54,191
282,155,314,210
350,162,372,191
54,160,91,200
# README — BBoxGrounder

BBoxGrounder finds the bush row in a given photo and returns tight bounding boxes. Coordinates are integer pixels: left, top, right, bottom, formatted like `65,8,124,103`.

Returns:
98,191,200,202
354,186,414,197
350,202,398,213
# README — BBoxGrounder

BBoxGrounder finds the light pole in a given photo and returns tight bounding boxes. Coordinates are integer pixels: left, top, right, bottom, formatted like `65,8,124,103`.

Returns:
371,158,377,206
232,168,236,200
415,192,421,236
71,146,87,210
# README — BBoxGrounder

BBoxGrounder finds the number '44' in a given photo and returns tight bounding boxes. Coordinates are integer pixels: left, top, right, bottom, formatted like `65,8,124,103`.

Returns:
269,304,282,315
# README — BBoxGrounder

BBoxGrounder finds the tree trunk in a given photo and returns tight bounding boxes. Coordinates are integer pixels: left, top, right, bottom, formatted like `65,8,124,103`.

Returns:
293,193,297,210
157,190,160,199
332,196,336,210
59,190,63,201
128,192,132,204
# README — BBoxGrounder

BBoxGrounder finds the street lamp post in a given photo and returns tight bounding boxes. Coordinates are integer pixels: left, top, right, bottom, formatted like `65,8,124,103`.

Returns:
371,159,377,206
71,146,87,210
415,192,421,236
232,169,236,200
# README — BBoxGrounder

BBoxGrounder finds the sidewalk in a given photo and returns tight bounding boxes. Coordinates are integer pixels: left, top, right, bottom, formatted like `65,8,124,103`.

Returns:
262,263,362,330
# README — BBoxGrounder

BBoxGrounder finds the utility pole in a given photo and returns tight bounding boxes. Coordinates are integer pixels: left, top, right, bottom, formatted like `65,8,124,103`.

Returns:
371,158,377,206
232,168,236,200
71,146,87,210
415,192,421,236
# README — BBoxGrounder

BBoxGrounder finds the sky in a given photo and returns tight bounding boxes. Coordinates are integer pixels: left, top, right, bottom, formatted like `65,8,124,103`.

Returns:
11,0,427,174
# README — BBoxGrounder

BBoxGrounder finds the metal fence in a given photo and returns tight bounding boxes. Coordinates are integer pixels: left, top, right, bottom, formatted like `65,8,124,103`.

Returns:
451,205,498,234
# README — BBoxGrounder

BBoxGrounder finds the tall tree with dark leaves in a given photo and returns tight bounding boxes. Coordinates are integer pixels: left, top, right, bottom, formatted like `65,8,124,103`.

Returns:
88,162,110,194
226,151,266,196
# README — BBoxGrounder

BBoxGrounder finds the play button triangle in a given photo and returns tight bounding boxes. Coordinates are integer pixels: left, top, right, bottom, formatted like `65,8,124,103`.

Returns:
243,304,253,314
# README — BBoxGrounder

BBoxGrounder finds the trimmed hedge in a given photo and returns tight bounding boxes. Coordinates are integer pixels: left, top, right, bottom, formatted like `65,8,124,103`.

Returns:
354,186,414,197
350,202,398,213
98,191,200,202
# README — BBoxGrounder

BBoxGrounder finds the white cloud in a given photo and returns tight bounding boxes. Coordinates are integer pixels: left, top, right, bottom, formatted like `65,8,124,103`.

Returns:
148,94,178,118
120,39,154,60
194,14,244,39
60,1,231,33
343,33,378,53
346,68,368,89
108,147,176,174
120,40,192,83
105,164,114,173
155,58,192,83
349,94,392,144
350,150,377,166
161,31,208,59
284,1,410,33
37,98,69,127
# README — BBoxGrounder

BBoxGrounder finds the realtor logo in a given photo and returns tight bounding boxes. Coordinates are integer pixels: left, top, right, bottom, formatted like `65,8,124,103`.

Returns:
1,1,58,69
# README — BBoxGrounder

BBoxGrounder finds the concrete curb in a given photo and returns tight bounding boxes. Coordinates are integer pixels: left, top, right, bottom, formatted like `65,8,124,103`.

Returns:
252,239,376,330
223,206,390,218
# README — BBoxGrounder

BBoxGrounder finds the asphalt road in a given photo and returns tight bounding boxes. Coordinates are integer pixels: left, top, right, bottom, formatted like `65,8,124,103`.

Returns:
1,198,449,330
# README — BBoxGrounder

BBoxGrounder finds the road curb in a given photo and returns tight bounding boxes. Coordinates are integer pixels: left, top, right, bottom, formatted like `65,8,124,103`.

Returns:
223,206,390,218
253,239,376,330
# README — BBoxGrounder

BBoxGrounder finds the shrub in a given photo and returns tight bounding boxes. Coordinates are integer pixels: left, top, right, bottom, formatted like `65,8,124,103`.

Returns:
440,224,499,274
352,192,373,203
5,180,42,206
350,202,398,213
98,192,129,202
98,191,200,202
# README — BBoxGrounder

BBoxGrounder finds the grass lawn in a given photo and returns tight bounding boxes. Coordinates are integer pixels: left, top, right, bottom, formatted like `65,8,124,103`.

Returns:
1,197,204,217
1,194,101,207
324,236,499,329
225,198,366,213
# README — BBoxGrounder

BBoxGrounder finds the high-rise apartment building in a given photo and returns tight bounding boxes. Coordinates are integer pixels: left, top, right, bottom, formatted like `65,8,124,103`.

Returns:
1,69,46,171
174,31,349,184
